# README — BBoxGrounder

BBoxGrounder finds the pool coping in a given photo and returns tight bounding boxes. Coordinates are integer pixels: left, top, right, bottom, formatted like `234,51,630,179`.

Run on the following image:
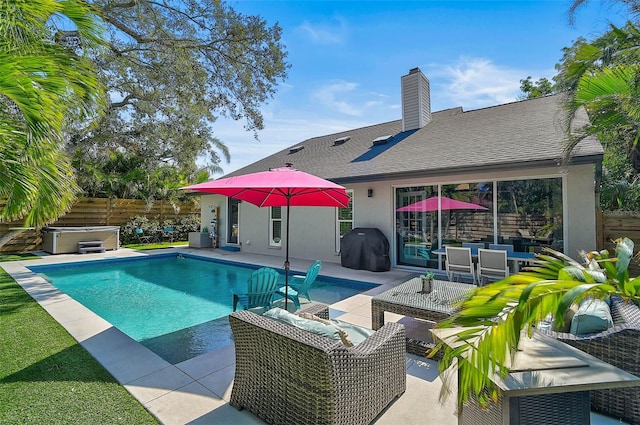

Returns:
2,247,418,424
4,248,626,425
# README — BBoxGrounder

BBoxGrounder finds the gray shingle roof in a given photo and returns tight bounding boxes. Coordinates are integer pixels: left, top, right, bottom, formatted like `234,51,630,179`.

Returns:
225,94,603,183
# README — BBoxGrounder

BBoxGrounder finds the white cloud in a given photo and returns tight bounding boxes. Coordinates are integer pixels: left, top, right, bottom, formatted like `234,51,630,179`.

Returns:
426,57,554,110
297,16,347,44
312,81,362,116
211,112,373,175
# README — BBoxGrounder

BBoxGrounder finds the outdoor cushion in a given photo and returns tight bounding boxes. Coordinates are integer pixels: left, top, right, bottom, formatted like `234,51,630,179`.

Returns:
297,312,354,346
264,308,373,347
570,299,614,335
264,308,341,341
555,303,579,333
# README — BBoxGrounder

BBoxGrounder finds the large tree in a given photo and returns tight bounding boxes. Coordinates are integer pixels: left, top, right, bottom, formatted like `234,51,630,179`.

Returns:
0,0,106,235
69,0,289,194
517,76,556,99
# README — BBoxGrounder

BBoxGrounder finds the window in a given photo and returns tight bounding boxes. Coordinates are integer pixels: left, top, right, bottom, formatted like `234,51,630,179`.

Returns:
497,177,563,252
394,177,563,270
269,206,282,247
228,198,240,244
336,190,354,252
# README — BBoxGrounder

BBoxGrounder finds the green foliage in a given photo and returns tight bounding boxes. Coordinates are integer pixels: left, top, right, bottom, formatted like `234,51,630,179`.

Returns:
517,76,556,100
0,0,107,226
600,134,640,210
0,269,158,424
434,238,640,407
551,18,640,210
559,21,640,172
119,215,201,245
66,0,290,185
71,149,206,203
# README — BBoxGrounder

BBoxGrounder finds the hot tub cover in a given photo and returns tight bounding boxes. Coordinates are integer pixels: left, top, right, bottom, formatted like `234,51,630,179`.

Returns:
340,228,390,272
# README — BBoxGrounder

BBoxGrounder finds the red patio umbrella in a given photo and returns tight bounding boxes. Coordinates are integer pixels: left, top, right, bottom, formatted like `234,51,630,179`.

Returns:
396,196,488,241
183,164,350,310
396,196,488,212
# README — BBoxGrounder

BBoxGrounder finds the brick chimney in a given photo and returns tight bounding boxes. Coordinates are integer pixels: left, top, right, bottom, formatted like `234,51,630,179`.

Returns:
401,67,431,132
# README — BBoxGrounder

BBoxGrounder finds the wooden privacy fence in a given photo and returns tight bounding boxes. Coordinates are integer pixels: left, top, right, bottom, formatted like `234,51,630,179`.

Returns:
0,197,200,252
596,210,640,276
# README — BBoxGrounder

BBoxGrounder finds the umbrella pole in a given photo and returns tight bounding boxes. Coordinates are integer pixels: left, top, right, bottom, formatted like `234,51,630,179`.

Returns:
284,198,290,311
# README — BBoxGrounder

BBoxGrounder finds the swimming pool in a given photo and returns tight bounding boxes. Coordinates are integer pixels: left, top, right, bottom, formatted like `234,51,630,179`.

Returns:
28,254,377,364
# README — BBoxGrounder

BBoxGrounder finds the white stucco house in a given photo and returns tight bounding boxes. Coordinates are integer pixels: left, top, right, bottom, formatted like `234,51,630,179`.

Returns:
192,68,602,272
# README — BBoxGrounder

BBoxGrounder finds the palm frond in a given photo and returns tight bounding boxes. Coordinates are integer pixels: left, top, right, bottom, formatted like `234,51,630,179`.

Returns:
436,238,640,407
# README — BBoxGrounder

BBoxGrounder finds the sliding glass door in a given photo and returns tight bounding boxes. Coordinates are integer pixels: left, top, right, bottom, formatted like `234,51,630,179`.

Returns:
394,177,563,269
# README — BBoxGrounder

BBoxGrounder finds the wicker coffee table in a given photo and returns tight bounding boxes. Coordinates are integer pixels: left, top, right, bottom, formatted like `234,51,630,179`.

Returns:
371,278,474,357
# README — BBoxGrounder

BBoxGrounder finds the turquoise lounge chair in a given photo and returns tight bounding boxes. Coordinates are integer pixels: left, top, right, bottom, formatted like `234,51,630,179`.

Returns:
231,267,280,312
277,260,322,309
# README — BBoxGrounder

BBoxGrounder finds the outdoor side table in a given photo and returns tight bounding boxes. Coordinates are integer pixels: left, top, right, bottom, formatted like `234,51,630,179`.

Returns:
433,329,640,425
371,278,473,329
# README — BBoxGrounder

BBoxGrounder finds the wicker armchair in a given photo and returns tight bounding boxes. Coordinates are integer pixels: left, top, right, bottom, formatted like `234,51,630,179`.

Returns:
537,296,640,425
229,303,406,425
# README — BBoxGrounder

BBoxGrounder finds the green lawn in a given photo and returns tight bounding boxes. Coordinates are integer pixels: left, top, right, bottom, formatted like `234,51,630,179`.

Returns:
0,253,40,262
123,241,189,250
0,268,159,424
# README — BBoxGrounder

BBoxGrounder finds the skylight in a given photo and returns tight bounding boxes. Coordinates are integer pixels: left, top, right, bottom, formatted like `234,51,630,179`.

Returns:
372,135,393,146
288,146,304,154
333,136,350,146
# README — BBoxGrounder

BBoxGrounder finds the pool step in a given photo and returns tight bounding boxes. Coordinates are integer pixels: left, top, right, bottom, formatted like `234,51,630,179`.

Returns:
78,240,106,254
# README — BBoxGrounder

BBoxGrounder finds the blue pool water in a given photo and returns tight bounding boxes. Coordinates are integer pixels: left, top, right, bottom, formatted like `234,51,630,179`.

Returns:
29,254,376,364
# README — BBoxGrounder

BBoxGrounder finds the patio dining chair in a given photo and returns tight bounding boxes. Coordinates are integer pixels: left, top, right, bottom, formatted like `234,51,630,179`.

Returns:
231,267,280,312
462,242,485,251
477,248,509,285
276,260,322,309
162,227,175,243
445,246,476,284
135,228,152,244
488,243,514,253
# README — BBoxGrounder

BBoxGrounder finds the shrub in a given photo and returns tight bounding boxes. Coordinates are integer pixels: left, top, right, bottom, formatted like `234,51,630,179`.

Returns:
120,215,201,245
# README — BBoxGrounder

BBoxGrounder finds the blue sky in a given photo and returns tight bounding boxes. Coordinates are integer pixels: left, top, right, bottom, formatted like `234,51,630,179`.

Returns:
214,1,631,175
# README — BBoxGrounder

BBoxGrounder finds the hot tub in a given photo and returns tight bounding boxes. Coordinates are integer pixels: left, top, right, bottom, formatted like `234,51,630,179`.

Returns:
41,226,120,254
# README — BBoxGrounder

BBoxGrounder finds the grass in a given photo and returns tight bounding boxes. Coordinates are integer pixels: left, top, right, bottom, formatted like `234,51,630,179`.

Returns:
122,241,189,250
0,253,40,262
0,268,159,424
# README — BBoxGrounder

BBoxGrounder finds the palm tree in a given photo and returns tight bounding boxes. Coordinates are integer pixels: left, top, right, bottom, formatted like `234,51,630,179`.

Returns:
434,237,640,407
559,22,640,172
0,0,106,238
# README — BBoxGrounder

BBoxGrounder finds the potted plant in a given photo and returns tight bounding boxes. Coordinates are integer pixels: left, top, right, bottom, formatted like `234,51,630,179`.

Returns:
433,237,640,409
419,270,435,293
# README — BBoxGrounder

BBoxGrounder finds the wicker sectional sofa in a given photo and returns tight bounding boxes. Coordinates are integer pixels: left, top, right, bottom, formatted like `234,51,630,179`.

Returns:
537,296,640,425
229,303,406,425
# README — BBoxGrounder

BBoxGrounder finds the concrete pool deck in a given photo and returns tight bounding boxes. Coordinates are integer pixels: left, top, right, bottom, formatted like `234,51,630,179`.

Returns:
2,247,627,425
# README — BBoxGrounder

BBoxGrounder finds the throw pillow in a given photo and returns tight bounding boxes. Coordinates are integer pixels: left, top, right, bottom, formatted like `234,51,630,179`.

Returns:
553,303,579,333
570,299,614,335
331,319,375,346
297,312,354,347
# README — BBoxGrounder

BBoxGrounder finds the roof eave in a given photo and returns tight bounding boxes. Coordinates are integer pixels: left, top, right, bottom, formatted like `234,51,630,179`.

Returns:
332,154,603,184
